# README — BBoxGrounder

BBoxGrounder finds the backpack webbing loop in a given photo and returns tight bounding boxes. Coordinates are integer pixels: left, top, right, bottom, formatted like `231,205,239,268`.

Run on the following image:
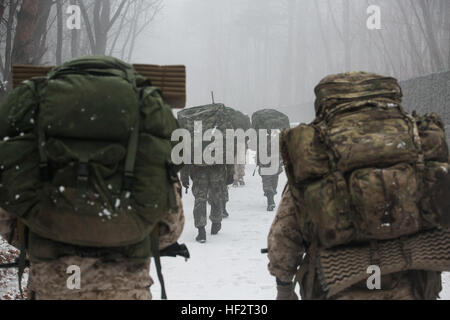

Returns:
122,98,141,193
166,162,180,212
76,157,90,195
17,224,28,300
150,225,167,300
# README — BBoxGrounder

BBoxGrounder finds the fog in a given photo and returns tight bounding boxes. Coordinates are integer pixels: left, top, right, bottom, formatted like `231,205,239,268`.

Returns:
1,0,449,123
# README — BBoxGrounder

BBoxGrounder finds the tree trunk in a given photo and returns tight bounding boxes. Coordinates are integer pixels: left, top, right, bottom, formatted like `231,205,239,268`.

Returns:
71,0,81,58
12,0,41,65
397,0,425,75
4,1,19,87
343,0,351,71
56,1,63,65
417,1,444,71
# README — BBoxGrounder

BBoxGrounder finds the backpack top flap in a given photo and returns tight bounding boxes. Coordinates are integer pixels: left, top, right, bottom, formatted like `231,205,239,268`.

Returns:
13,60,187,108
314,72,403,118
0,57,180,248
251,109,290,131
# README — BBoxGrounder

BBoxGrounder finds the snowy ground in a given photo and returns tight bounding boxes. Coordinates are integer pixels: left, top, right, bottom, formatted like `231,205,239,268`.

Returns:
150,165,282,300
1,164,449,300
0,240,28,300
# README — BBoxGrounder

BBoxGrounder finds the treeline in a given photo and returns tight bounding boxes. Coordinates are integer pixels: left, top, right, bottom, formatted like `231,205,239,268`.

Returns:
177,0,450,122
0,0,163,94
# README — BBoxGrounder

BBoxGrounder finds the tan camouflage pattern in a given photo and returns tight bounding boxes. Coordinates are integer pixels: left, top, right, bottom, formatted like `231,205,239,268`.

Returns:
158,182,185,250
416,112,449,161
267,186,304,283
281,124,329,184
268,185,442,300
281,86,448,249
0,208,14,243
28,256,153,300
314,71,403,116
327,103,418,173
350,163,421,240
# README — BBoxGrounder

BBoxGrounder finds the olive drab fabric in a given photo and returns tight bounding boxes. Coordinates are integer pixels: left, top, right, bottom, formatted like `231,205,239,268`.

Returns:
281,72,450,249
177,103,238,165
0,56,180,249
232,110,251,132
251,109,290,166
251,109,290,132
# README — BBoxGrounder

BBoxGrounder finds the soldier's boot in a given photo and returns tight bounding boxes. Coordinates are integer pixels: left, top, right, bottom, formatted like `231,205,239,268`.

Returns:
239,178,245,186
233,181,239,188
267,194,276,212
196,227,206,243
211,223,222,235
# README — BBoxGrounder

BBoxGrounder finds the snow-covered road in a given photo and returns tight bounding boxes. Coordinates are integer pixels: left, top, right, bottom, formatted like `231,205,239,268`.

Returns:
150,165,283,300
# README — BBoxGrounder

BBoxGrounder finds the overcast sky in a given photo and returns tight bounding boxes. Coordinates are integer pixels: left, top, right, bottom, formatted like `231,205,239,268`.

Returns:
130,0,449,123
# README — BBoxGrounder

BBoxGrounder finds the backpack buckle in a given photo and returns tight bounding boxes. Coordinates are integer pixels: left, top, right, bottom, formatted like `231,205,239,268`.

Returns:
39,162,50,181
123,172,134,192
77,162,89,182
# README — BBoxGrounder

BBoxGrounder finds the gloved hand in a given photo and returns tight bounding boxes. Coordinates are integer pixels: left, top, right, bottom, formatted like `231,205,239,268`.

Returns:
226,165,235,185
276,283,299,300
181,179,190,190
226,174,234,186
179,166,190,189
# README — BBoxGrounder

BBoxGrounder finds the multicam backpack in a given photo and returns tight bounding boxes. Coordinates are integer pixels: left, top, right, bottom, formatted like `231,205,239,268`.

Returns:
0,56,180,248
281,72,450,249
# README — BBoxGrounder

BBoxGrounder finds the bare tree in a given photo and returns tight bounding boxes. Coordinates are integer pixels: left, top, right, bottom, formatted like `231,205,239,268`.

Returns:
56,0,63,65
415,0,445,71
78,0,128,55
0,0,53,89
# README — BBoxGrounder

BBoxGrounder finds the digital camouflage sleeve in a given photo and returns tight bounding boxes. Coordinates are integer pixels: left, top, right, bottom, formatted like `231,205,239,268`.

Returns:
158,182,185,250
267,185,305,283
0,207,16,246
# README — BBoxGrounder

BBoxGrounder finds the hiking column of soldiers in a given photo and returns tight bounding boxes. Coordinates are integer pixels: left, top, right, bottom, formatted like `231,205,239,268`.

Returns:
178,105,291,243
0,56,449,301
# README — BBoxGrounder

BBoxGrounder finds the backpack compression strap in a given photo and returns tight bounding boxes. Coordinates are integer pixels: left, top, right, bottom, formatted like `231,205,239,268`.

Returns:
150,225,167,300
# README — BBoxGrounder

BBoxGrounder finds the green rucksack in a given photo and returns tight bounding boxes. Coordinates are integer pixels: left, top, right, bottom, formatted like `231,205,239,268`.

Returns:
251,109,290,132
232,110,251,131
177,103,237,165
252,109,290,168
0,56,180,249
281,72,450,249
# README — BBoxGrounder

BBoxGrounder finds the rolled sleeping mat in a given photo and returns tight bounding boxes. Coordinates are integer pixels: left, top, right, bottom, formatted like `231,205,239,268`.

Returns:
316,227,450,298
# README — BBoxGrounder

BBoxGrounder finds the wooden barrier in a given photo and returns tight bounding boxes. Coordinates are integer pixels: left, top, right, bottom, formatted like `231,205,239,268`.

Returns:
12,63,186,109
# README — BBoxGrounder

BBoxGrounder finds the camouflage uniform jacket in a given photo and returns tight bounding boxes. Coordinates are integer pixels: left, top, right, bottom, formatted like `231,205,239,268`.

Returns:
0,183,185,300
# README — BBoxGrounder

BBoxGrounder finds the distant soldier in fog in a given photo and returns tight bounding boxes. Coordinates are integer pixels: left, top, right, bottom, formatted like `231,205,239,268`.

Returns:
252,109,290,212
